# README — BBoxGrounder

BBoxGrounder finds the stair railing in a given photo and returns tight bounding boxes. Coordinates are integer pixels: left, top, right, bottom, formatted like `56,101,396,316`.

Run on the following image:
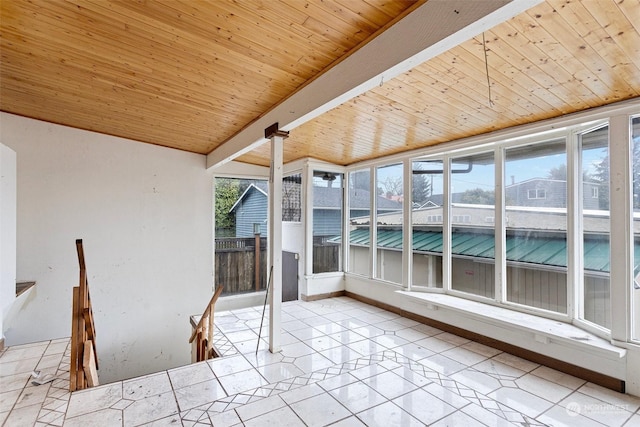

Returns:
189,286,223,362
70,239,99,391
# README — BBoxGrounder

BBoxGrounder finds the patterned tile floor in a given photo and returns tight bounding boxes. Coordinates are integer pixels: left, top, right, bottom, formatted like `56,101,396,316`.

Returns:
1,296,640,426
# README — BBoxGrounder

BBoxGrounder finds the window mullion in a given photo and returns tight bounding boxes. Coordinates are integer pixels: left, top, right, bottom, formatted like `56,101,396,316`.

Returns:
609,114,632,342
567,130,581,323
495,147,506,303
443,156,452,292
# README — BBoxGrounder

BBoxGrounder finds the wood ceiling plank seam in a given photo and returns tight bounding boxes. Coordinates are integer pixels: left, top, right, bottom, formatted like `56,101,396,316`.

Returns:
279,0,377,47
1,3,296,100
615,0,640,35
0,35,266,120
158,2,358,64
505,7,608,107
65,0,313,86
529,1,638,101
302,0,380,35
72,0,319,87
216,0,359,64
0,72,238,144
135,0,339,76
434,46,547,118
0,26,290,116
458,29,570,112
361,0,417,20
0,94,207,153
324,96,448,143
363,78,497,134
548,1,640,98
333,0,402,28
486,16,602,109
305,115,447,159
391,62,530,128
450,37,570,115
584,0,640,71
0,81,220,136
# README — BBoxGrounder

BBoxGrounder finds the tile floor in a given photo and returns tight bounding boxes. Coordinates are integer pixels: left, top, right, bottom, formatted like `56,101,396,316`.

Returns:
1,296,640,426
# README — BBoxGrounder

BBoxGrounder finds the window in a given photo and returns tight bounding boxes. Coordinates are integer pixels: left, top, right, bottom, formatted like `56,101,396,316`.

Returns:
214,178,267,296
283,174,302,222
527,189,547,199
450,152,495,298
348,169,370,276
343,109,639,342
505,139,567,314
412,159,443,288
376,164,403,283
631,116,640,342
313,171,343,273
580,125,610,330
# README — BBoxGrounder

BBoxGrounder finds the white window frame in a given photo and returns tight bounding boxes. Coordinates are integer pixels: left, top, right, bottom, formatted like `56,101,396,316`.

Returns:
343,99,640,344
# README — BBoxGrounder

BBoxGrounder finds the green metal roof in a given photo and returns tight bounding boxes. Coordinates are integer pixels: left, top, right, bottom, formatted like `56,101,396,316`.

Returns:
346,228,625,273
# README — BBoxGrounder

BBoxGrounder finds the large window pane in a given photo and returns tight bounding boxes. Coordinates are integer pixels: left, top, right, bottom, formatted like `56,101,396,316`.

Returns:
505,139,567,313
581,126,610,329
214,178,267,296
348,169,371,275
313,171,343,273
632,116,640,341
412,160,444,288
450,153,495,298
376,164,403,283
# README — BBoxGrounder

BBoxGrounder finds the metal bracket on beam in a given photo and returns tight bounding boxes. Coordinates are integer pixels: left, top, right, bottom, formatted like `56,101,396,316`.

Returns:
264,123,289,140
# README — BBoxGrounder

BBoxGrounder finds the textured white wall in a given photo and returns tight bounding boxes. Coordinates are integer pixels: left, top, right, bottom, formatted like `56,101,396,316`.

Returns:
1,143,17,344
0,113,213,383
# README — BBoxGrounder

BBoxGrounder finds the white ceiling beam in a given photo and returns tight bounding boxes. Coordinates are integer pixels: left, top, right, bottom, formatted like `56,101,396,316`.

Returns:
207,0,542,169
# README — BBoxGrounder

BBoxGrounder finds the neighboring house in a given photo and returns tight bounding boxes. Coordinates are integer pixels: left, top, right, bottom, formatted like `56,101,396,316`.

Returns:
229,183,269,237
230,183,403,238
505,178,603,209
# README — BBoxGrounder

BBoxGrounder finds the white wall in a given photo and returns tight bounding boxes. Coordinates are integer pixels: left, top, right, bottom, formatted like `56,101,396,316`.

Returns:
0,143,17,346
0,113,213,383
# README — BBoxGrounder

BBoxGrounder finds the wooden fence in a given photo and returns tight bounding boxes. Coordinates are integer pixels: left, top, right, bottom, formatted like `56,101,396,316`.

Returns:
215,237,267,295
215,236,340,294
313,236,341,274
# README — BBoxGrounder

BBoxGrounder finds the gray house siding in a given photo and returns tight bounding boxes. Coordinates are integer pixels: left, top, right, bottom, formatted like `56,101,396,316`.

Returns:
505,179,603,209
314,209,341,236
234,189,268,237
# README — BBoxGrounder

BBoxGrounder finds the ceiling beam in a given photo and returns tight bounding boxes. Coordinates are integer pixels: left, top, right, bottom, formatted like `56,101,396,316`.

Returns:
206,0,542,169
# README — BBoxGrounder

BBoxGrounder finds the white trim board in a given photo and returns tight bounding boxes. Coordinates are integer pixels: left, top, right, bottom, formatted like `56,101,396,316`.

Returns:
397,290,626,379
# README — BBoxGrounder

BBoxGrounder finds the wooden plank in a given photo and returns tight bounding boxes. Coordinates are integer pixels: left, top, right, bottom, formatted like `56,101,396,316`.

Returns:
70,286,79,392
83,341,99,388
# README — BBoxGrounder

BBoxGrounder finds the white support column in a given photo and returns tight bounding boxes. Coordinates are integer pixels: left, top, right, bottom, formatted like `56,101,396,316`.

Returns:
609,114,632,342
267,123,287,353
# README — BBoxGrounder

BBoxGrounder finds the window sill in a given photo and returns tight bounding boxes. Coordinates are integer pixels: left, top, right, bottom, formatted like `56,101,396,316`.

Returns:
397,290,625,361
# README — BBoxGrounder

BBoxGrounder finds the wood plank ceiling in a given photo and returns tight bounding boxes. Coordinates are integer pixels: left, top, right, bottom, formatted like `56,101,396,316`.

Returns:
1,0,639,168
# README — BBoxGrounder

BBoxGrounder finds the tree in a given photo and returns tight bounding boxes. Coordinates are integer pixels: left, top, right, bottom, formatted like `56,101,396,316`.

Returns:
547,164,567,180
547,163,592,182
412,164,432,205
460,188,495,205
592,154,610,210
215,178,240,232
379,176,402,197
